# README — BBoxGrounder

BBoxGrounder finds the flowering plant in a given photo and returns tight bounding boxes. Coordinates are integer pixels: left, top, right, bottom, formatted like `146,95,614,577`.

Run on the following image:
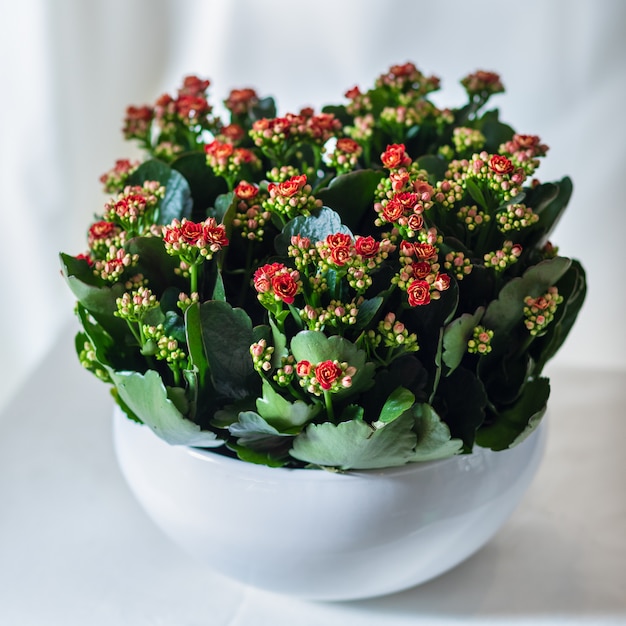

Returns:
61,64,586,470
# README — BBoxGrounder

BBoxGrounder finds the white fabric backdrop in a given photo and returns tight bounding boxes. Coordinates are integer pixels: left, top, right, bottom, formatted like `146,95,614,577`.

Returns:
1,0,625,411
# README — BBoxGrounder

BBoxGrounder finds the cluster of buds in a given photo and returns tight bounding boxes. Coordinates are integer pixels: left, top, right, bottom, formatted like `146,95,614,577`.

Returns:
484,241,523,273
231,181,271,241
204,140,260,188
262,174,322,221
457,204,490,231
224,87,259,117
93,245,139,283
377,312,419,353
163,217,229,264
467,325,494,355
104,182,165,234
379,99,436,134
99,159,140,194
295,359,356,396
374,62,441,96
250,339,275,374
451,127,486,156
87,220,123,256
78,339,111,382
500,134,549,176
300,299,361,332
466,152,527,203
153,75,213,131
444,250,473,281
327,137,363,174
523,287,563,336
122,105,153,142
273,354,296,386
253,262,302,308
114,286,159,323
142,324,187,366
496,203,539,233
177,291,199,313
460,70,505,98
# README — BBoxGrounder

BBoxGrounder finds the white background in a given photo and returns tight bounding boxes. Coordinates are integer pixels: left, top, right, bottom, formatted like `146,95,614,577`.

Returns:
1,0,625,411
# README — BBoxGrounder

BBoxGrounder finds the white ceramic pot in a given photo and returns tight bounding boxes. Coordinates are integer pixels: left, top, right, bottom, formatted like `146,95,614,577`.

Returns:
113,407,545,601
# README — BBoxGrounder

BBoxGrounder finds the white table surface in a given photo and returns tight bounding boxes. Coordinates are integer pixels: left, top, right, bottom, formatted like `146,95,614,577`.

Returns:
1,324,625,626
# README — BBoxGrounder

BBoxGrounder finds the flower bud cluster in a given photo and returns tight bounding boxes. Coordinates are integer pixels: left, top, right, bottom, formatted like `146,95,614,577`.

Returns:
262,174,322,220
204,140,260,182
224,88,259,116
177,291,199,313
467,326,494,355
300,299,361,332
232,181,271,241
496,203,539,233
93,246,139,282
374,62,440,96
483,241,523,273
250,339,274,373
104,182,165,232
500,134,549,176
523,287,563,336
345,113,375,142
467,152,526,202
78,339,111,382
295,359,356,396
114,287,158,322
273,355,296,386
378,312,419,352
444,251,473,280
457,204,490,231
100,159,140,194
327,137,363,174
142,324,187,365
451,127,486,156
460,70,504,98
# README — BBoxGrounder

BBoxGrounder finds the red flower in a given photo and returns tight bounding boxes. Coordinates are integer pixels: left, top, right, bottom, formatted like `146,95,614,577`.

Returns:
355,236,380,258
314,360,342,390
205,140,234,163
407,279,431,306
176,95,211,119
407,213,424,231
336,137,361,154
413,243,437,260
296,360,312,377
326,233,352,249
88,220,117,241
203,219,229,250
180,220,204,244
234,181,259,200
344,86,361,100
75,253,93,267
271,272,300,304
253,263,284,293
412,262,431,279
329,245,352,266
381,199,405,223
221,123,245,142
489,155,514,175
381,144,411,170
433,273,451,291
225,88,258,115
276,174,307,197
178,75,210,97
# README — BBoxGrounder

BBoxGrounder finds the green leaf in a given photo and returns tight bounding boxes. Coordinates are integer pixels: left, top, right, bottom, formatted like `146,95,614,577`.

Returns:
354,297,383,331
290,331,375,398
442,307,485,375
199,301,259,400
228,411,294,462
465,178,489,211
184,302,209,388
315,170,385,232
126,159,192,224
255,380,320,431
409,403,464,461
434,367,487,450
525,177,573,247
476,377,550,450
290,413,417,470
171,153,227,220
275,207,352,255
415,155,448,181
126,236,181,293
482,256,571,356
377,387,415,424
477,109,515,152
109,369,222,447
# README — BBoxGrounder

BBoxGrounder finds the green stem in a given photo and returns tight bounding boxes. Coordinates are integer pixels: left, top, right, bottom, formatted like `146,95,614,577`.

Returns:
190,262,199,295
323,390,335,422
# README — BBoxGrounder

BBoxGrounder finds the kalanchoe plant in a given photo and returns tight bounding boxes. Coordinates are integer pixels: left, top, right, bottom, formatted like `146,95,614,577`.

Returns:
61,62,586,469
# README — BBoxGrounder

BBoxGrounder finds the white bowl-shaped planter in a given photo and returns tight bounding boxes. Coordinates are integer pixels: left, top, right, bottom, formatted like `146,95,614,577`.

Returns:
113,407,545,601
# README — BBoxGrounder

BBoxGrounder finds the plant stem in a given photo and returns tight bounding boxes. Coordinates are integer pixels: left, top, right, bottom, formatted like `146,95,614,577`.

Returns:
190,262,199,295
323,390,335,422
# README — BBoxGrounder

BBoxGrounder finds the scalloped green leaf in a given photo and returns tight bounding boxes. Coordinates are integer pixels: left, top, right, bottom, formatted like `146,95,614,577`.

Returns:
377,387,415,425
290,413,417,470
290,331,375,398
184,302,209,388
126,159,192,224
475,377,550,450
199,301,259,400
442,307,485,375
483,257,572,354
110,369,221,447
409,403,464,461
315,169,385,232
256,380,320,431
275,207,352,256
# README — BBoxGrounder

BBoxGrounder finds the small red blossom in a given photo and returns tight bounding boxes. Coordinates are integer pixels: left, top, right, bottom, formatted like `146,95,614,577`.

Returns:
271,272,300,304
253,262,284,293
407,213,424,231
225,88,258,115
75,253,94,267
489,155,514,175
234,181,260,200
326,233,353,249
220,123,246,143
203,219,229,250
314,360,343,390
296,360,312,377
407,279,431,306
381,199,405,223
178,75,210,97
344,86,361,100
355,236,380,258
329,245,352,266
88,220,117,242
412,262,431,279
413,243,438,260
336,137,361,154
433,273,451,291
381,144,411,170
180,220,204,244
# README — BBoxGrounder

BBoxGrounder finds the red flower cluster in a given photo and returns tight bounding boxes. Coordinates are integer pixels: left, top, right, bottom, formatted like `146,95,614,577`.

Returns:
253,263,301,305
163,217,229,260
295,359,356,395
